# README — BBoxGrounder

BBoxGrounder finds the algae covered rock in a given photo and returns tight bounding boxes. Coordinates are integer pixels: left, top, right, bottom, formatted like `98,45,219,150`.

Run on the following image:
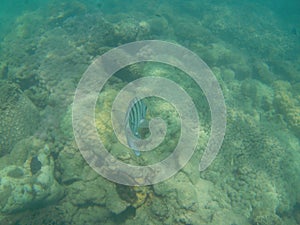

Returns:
0,81,39,156
106,184,129,214
0,142,63,214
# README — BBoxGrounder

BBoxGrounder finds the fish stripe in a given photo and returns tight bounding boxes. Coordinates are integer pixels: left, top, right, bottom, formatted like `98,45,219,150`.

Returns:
127,98,147,137
125,97,148,156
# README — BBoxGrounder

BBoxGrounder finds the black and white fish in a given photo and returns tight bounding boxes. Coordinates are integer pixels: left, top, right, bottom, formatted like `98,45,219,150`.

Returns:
125,97,148,156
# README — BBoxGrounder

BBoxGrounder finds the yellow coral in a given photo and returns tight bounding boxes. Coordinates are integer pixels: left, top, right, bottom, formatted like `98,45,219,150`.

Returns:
132,187,149,208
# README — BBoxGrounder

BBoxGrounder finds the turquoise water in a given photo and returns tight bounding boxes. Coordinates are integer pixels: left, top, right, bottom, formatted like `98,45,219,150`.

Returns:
0,0,299,224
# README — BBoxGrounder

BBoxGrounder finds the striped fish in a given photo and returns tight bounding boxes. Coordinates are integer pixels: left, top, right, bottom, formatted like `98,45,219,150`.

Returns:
125,97,148,156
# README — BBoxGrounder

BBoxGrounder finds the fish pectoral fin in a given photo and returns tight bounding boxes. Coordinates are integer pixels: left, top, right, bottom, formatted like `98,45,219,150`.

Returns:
138,119,149,129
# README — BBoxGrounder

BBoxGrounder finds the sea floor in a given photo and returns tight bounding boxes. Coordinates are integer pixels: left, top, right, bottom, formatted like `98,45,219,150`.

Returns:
0,1,299,224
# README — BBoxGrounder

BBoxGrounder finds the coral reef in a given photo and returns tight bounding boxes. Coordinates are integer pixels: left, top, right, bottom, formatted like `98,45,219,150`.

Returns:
0,81,39,156
273,81,300,137
0,1,299,224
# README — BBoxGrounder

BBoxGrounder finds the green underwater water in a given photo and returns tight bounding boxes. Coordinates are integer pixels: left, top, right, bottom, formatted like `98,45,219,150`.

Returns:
0,0,299,224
